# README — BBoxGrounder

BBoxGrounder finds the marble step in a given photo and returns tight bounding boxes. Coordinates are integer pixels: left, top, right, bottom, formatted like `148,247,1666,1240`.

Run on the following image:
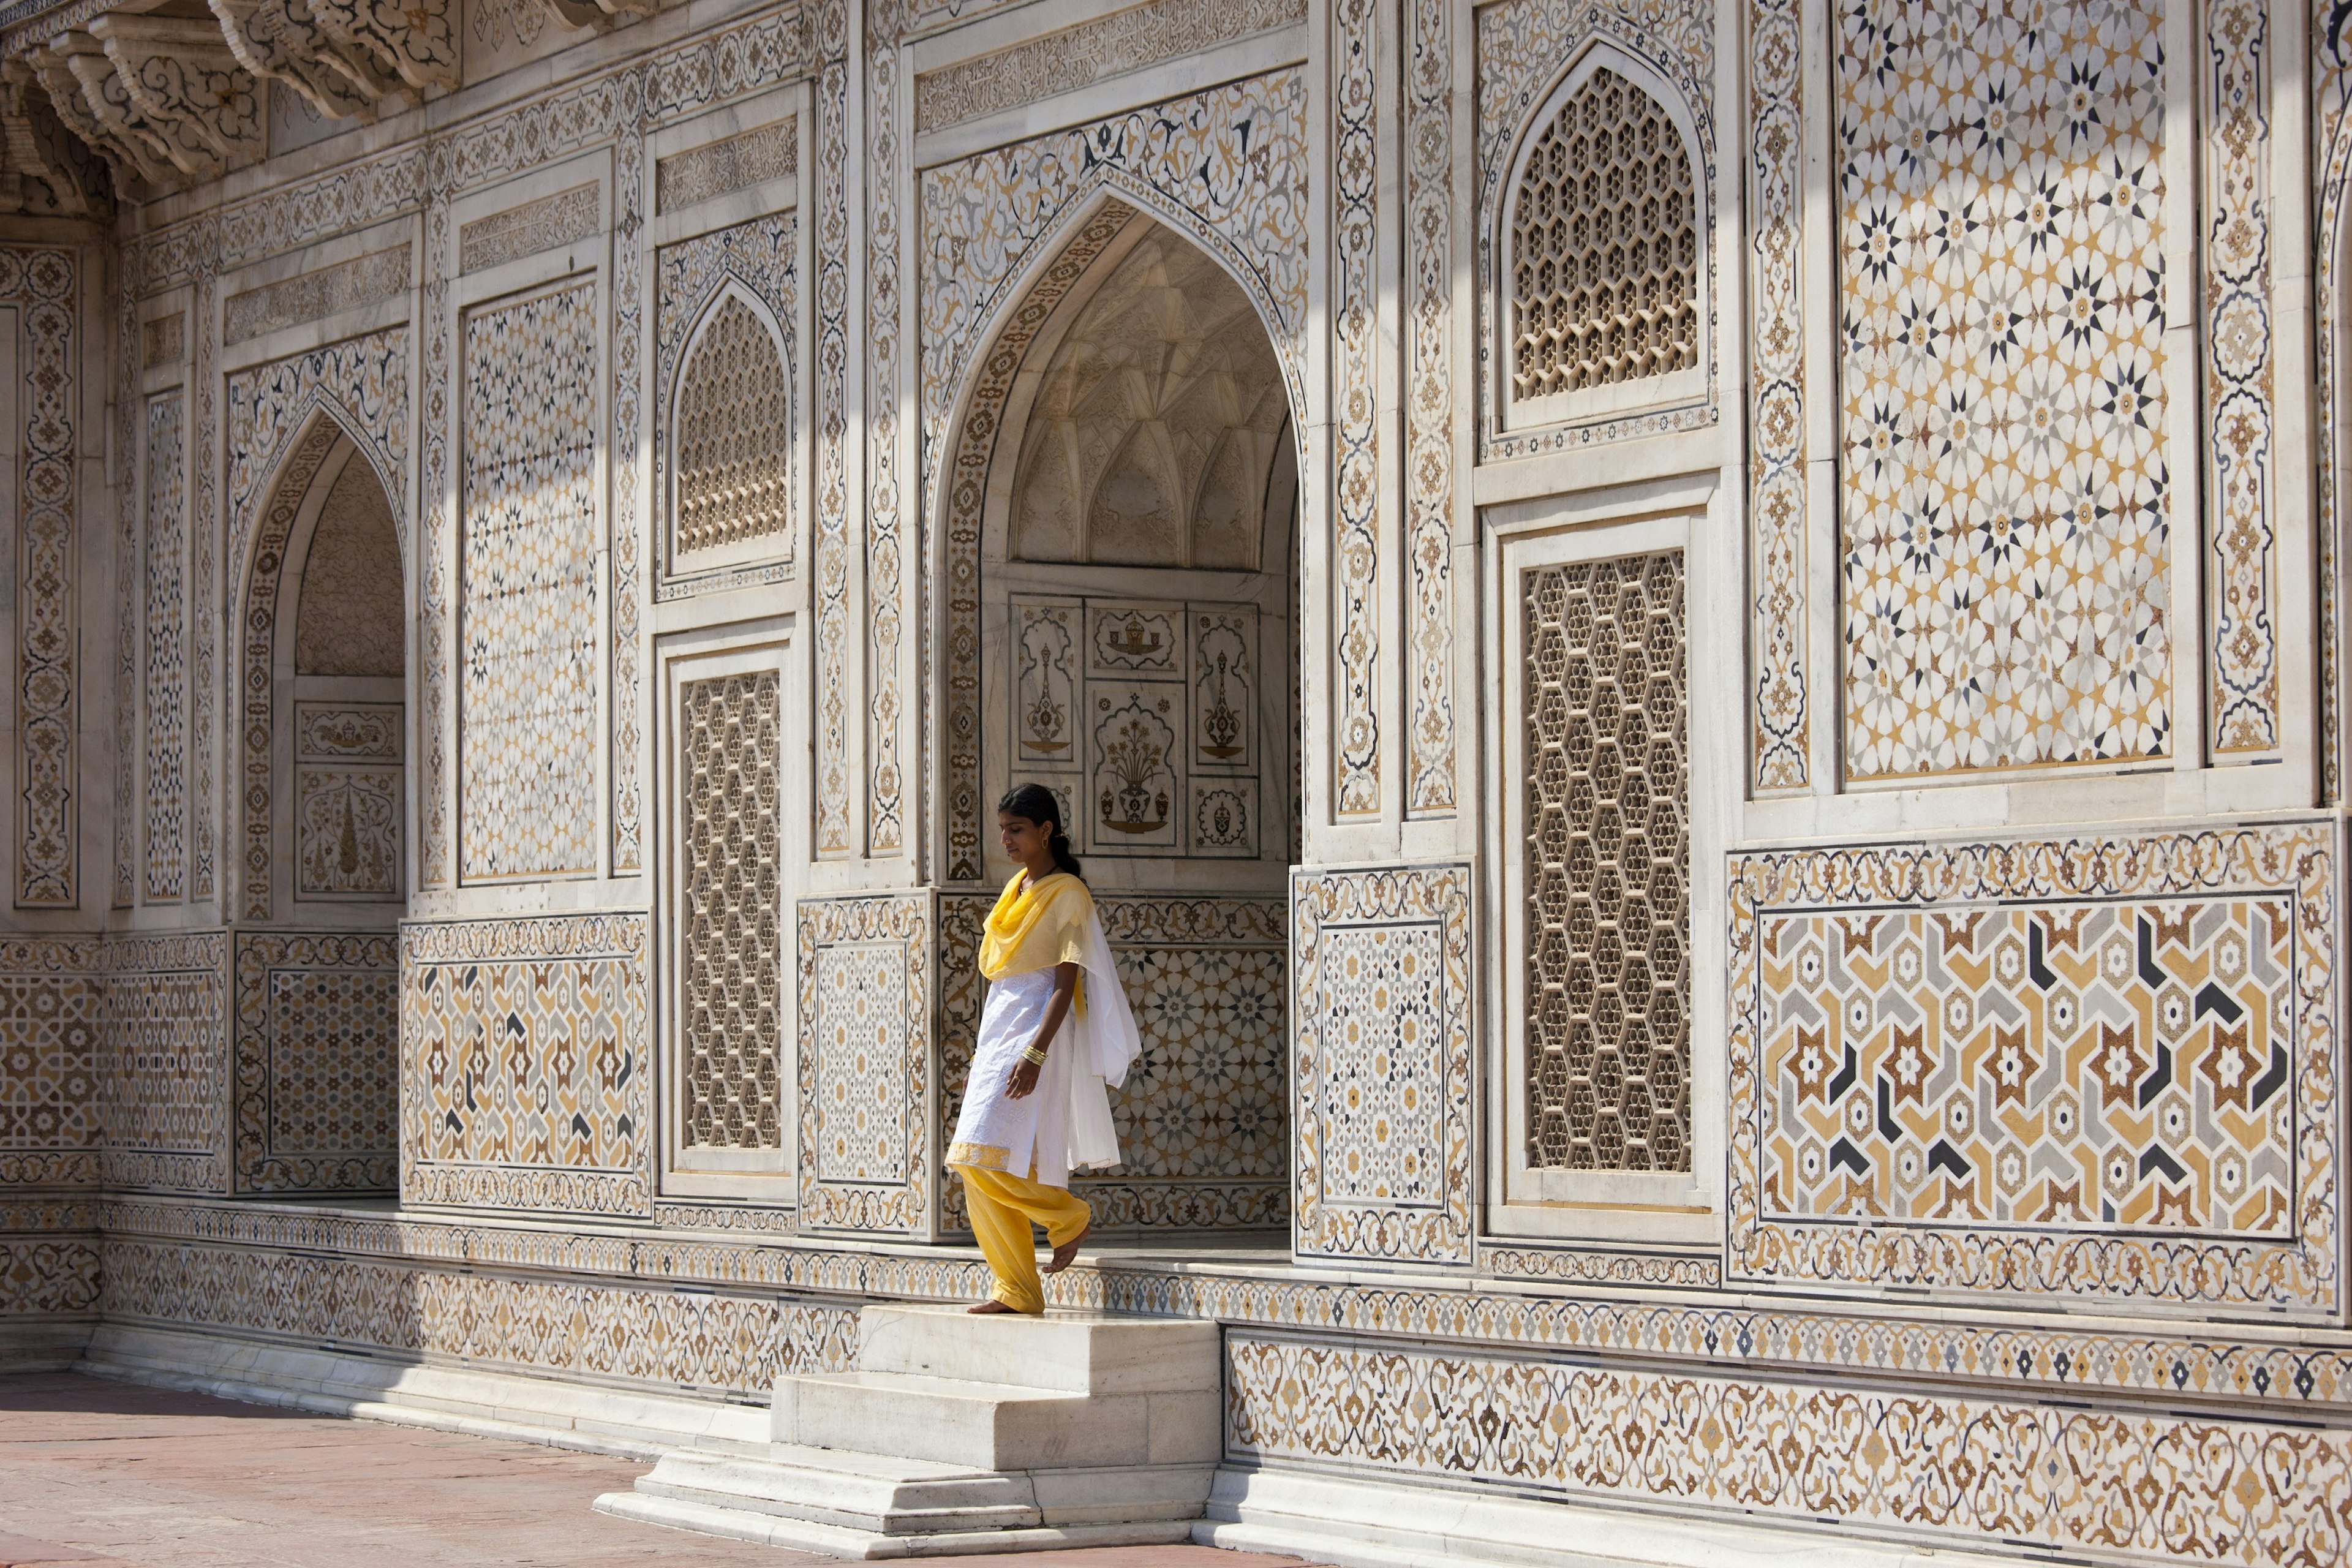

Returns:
777,1366,1219,1471
598,1486,1197,1560
625,1446,1043,1534
854,1302,1221,1395
597,1303,1224,1557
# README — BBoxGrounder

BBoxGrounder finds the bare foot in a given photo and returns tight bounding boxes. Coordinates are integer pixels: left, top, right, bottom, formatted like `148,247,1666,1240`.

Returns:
1042,1226,1091,1275
968,1299,1019,1314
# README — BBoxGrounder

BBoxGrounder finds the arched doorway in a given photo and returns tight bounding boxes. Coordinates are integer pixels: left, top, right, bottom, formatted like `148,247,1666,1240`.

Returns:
941,211,1301,1237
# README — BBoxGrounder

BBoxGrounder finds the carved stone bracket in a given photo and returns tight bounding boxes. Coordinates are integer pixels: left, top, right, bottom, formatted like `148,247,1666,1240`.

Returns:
28,32,181,189
35,15,263,189
92,15,263,169
210,0,389,121
308,0,458,95
530,0,654,33
0,67,99,214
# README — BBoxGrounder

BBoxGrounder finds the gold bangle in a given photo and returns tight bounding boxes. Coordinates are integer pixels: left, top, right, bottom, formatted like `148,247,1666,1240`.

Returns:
1020,1045,1048,1066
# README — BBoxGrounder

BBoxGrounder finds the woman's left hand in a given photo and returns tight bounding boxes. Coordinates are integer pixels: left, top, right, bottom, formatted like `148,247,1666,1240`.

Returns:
1005,1052,1042,1099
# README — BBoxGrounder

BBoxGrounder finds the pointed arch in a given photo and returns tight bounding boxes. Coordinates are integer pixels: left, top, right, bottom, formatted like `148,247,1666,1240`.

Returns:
666,278,794,570
930,186,1303,1242
933,186,1308,884
1496,40,1708,429
233,414,410,921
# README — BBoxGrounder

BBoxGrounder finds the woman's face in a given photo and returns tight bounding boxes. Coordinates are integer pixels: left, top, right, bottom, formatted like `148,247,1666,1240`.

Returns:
999,810,1054,869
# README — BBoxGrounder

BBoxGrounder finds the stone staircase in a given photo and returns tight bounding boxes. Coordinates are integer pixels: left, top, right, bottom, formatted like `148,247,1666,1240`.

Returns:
594,1303,1222,1558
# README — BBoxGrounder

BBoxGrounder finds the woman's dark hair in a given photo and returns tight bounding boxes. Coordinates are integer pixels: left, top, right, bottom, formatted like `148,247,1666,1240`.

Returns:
998,783,1083,881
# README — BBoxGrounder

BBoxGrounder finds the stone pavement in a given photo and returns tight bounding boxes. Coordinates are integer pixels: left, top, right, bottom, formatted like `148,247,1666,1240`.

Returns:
0,1372,1313,1568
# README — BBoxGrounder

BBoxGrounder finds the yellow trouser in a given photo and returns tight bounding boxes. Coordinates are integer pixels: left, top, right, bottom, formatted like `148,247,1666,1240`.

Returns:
956,1164,1091,1314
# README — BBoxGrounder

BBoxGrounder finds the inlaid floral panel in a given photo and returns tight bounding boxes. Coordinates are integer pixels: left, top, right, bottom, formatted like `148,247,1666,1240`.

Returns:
102,1236,858,1400
141,391,187,903
0,1234,99,1316
2204,0,2275,755
7,249,80,906
295,768,402,897
796,893,933,1236
1293,863,1473,1263
1225,1332,2352,1568
98,1192,2352,1419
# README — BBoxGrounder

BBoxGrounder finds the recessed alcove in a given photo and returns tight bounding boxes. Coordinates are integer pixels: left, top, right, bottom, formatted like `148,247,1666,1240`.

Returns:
947,209,1303,1239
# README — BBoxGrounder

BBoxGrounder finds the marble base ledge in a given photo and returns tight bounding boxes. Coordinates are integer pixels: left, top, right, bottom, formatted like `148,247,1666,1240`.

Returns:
1195,1466,2035,1568
77,1324,770,1460
596,1303,1221,1558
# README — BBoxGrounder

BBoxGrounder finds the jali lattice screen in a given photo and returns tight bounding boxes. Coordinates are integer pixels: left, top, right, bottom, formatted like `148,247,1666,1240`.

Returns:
1522,550,1690,1171
674,296,793,557
681,671,782,1148
1509,67,1698,401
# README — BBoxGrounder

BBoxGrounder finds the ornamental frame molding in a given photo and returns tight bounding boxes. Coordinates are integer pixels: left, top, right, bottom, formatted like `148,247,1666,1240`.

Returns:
1472,0,1717,465
1223,1328,2351,1568
794,889,937,1238
224,327,412,922
86,1185,2352,1419
1491,40,1714,439
1726,821,2341,1321
919,72,1312,884
3,247,79,910
1291,860,1476,1266
1482,497,1731,1240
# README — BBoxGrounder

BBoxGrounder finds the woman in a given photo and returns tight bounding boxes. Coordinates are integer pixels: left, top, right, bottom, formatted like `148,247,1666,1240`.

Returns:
947,783,1141,1314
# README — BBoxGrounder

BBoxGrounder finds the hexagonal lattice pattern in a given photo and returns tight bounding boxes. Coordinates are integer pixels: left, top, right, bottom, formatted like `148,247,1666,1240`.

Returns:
682,671,782,1148
675,295,792,556
1509,68,1698,401
1523,552,1689,1172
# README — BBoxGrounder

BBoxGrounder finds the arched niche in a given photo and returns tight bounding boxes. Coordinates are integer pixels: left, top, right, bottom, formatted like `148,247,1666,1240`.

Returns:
239,424,410,924
666,280,794,578
1494,42,1711,434
228,418,408,1199
940,206,1303,1238
982,214,1299,881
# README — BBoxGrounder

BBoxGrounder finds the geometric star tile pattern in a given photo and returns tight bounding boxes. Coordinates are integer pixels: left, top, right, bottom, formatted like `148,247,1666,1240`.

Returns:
0,940,103,1186
796,893,933,1237
1838,0,2171,775
233,932,398,1194
459,283,600,880
401,915,650,1215
937,895,1289,1233
1761,900,2291,1235
1293,864,1475,1264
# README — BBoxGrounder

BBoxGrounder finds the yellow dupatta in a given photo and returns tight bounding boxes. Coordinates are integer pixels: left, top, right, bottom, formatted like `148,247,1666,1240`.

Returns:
979,870,1093,1011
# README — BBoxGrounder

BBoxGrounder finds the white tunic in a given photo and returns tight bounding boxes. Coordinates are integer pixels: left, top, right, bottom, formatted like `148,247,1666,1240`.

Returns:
947,905,1140,1188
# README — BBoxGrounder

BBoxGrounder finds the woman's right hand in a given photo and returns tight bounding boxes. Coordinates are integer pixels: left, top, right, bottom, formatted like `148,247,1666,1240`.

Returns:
1005,1052,1042,1099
